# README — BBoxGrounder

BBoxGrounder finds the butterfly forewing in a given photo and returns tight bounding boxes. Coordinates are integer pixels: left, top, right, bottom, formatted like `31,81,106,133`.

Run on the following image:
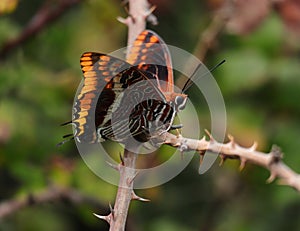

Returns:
73,52,130,142
127,30,174,93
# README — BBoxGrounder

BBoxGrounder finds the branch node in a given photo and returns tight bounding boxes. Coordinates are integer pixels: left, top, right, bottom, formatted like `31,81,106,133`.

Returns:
127,171,139,186
269,145,283,165
178,141,188,153
131,190,150,202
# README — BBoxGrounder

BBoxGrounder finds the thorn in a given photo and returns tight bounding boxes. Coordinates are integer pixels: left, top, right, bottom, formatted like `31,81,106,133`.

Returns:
131,190,150,202
145,5,156,16
116,16,131,25
266,173,276,184
249,141,258,151
145,5,158,25
204,129,214,142
199,153,204,165
106,161,120,171
109,203,114,219
93,213,112,224
239,158,246,171
175,128,181,138
200,135,206,142
219,154,226,166
227,134,235,148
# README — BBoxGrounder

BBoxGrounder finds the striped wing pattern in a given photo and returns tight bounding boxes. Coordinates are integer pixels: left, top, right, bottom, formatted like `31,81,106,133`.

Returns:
73,52,130,142
99,72,174,143
127,30,174,93
67,30,178,144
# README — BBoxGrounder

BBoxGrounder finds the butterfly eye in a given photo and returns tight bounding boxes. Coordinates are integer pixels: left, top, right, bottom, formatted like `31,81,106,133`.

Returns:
175,95,186,111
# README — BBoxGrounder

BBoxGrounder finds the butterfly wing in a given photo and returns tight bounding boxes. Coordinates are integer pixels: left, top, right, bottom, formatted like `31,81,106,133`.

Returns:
97,67,169,142
74,52,166,143
73,52,130,143
63,30,176,144
127,30,174,93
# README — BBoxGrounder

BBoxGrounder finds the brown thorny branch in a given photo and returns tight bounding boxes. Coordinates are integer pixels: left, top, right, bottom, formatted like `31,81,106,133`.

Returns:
93,0,300,231
0,0,82,60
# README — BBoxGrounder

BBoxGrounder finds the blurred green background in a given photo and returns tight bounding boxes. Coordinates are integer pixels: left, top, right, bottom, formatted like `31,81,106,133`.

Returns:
1,0,300,230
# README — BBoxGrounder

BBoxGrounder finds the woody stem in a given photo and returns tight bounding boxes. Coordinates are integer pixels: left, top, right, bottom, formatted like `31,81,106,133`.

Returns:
109,0,150,230
109,149,138,231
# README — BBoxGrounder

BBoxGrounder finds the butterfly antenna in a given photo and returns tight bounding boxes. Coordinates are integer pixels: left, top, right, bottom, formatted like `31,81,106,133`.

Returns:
182,59,226,93
56,136,74,147
60,120,72,126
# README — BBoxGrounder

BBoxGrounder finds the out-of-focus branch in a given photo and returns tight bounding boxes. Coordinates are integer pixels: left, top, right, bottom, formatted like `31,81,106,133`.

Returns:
193,1,233,61
164,131,300,192
176,1,233,88
0,0,82,60
0,186,106,218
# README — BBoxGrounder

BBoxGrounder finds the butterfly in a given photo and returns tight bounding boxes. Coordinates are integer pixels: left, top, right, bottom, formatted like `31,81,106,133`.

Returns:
61,30,188,145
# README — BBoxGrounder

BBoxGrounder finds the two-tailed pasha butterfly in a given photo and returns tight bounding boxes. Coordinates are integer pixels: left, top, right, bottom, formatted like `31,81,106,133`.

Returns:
61,30,189,145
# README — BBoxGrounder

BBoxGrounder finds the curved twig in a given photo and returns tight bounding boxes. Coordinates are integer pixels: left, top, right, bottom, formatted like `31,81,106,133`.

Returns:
0,186,106,218
164,131,300,192
0,0,81,60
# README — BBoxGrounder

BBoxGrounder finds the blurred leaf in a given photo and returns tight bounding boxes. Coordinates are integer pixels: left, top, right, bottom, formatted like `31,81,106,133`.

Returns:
240,14,284,55
219,48,268,95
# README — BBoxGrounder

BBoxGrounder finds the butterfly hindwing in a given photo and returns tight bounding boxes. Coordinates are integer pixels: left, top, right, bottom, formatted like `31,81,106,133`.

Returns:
96,67,167,142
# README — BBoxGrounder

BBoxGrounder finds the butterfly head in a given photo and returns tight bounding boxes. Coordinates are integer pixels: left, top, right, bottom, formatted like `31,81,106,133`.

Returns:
165,92,188,112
